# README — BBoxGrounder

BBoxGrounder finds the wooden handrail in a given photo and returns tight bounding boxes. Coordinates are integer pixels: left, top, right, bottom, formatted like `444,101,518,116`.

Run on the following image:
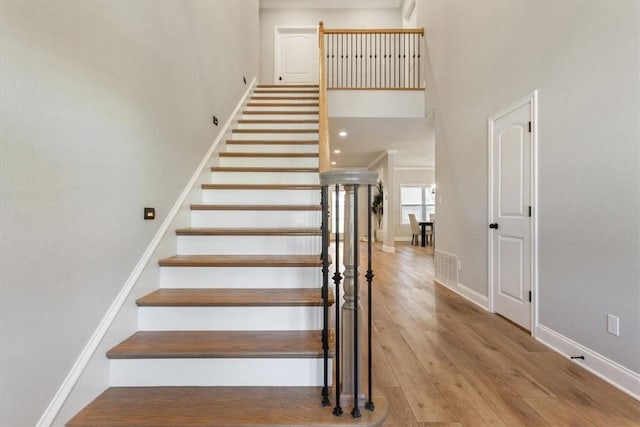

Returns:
324,28,424,35
318,21,331,173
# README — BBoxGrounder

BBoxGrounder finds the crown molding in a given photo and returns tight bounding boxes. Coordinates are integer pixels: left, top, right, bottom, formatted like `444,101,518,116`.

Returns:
260,0,403,10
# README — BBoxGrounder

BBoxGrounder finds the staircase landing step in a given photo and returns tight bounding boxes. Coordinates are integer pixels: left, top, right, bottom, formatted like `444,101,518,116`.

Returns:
159,255,322,267
67,386,388,426
106,330,329,359
136,288,332,307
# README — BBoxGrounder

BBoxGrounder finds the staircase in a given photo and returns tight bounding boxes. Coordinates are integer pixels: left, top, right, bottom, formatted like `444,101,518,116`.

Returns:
67,85,387,426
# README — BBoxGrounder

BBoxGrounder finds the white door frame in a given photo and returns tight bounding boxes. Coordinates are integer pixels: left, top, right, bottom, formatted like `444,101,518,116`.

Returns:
273,26,318,85
488,90,539,336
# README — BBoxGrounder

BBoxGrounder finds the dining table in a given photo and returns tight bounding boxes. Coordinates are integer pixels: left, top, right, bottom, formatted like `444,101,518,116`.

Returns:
418,221,434,247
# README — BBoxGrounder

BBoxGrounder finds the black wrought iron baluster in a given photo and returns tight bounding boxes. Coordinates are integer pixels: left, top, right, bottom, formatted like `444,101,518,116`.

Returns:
332,183,343,417
365,184,375,411
351,184,361,418
418,33,421,86
321,186,330,407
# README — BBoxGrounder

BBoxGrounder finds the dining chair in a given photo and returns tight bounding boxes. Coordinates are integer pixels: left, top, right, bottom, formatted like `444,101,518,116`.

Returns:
408,214,420,245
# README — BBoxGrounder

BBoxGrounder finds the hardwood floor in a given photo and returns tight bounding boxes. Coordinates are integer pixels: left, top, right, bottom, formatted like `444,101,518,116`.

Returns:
362,242,640,427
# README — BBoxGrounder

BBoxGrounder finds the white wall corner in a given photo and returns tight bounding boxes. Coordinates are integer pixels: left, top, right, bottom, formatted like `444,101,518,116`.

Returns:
37,78,258,427
535,324,640,401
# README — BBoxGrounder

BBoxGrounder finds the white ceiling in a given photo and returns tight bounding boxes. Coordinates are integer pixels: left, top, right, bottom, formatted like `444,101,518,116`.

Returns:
329,114,435,169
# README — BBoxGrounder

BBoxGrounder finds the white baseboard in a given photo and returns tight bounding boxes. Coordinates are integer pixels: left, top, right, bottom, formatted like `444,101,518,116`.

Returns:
382,244,396,253
536,324,640,401
434,278,489,311
36,79,258,427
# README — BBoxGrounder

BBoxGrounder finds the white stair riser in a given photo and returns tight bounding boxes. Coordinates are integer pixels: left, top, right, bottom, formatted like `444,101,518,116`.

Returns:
253,91,318,96
177,235,321,255
218,157,318,167
230,132,318,141
159,266,322,288
202,189,320,205
242,114,318,121
236,122,318,130
138,306,323,331
191,210,321,228
110,358,330,387
245,105,319,112
210,171,318,185
249,98,318,104
225,143,318,153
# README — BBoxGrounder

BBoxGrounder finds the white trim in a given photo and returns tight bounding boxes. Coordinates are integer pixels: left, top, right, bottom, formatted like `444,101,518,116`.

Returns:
382,244,396,253
395,166,435,171
434,279,489,311
536,324,640,401
36,79,258,427
273,26,318,85
367,151,389,170
261,0,403,9
487,90,539,335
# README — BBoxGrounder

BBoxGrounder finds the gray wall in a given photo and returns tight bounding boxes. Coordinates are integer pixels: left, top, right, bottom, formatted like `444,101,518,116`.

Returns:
417,1,639,373
0,1,259,424
259,7,401,84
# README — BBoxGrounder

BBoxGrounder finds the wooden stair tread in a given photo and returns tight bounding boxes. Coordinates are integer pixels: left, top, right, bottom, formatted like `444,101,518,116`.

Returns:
106,330,330,359
247,102,319,107
258,84,319,88
176,227,321,235
237,119,319,124
201,184,321,190
219,152,318,158
254,89,318,94
226,139,318,144
211,166,318,172
232,129,318,134
190,204,320,211
250,96,319,100
243,110,319,115
136,288,333,307
159,254,322,267
67,386,388,426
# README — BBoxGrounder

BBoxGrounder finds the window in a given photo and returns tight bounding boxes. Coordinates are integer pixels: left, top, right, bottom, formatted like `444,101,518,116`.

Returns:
400,186,435,224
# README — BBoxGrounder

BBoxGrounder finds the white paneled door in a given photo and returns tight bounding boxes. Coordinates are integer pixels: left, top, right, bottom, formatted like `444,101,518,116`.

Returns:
275,27,318,84
489,94,536,331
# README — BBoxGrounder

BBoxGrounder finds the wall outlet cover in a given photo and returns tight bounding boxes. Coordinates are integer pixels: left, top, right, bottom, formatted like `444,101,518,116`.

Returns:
607,314,620,336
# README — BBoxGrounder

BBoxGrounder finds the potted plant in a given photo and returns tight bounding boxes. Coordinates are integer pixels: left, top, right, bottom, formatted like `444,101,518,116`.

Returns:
371,181,384,241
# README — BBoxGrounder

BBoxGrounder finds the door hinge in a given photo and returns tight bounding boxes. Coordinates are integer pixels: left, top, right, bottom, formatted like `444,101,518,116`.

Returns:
528,206,532,217
528,291,532,302
528,121,532,133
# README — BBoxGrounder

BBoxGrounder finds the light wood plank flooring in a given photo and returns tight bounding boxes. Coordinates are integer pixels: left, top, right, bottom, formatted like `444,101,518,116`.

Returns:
363,242,640,426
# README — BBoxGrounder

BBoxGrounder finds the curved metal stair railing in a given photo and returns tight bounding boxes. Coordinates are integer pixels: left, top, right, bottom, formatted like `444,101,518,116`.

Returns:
320,170,379,419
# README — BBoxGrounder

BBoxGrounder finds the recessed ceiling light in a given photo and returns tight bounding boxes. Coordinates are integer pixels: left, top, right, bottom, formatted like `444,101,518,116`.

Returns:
334,149,341,154
331,161,337,165
338,131,348,137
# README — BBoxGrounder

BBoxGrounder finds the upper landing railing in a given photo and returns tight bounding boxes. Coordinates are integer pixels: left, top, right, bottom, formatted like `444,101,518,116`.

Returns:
320,23,425,90
317,22,425,173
